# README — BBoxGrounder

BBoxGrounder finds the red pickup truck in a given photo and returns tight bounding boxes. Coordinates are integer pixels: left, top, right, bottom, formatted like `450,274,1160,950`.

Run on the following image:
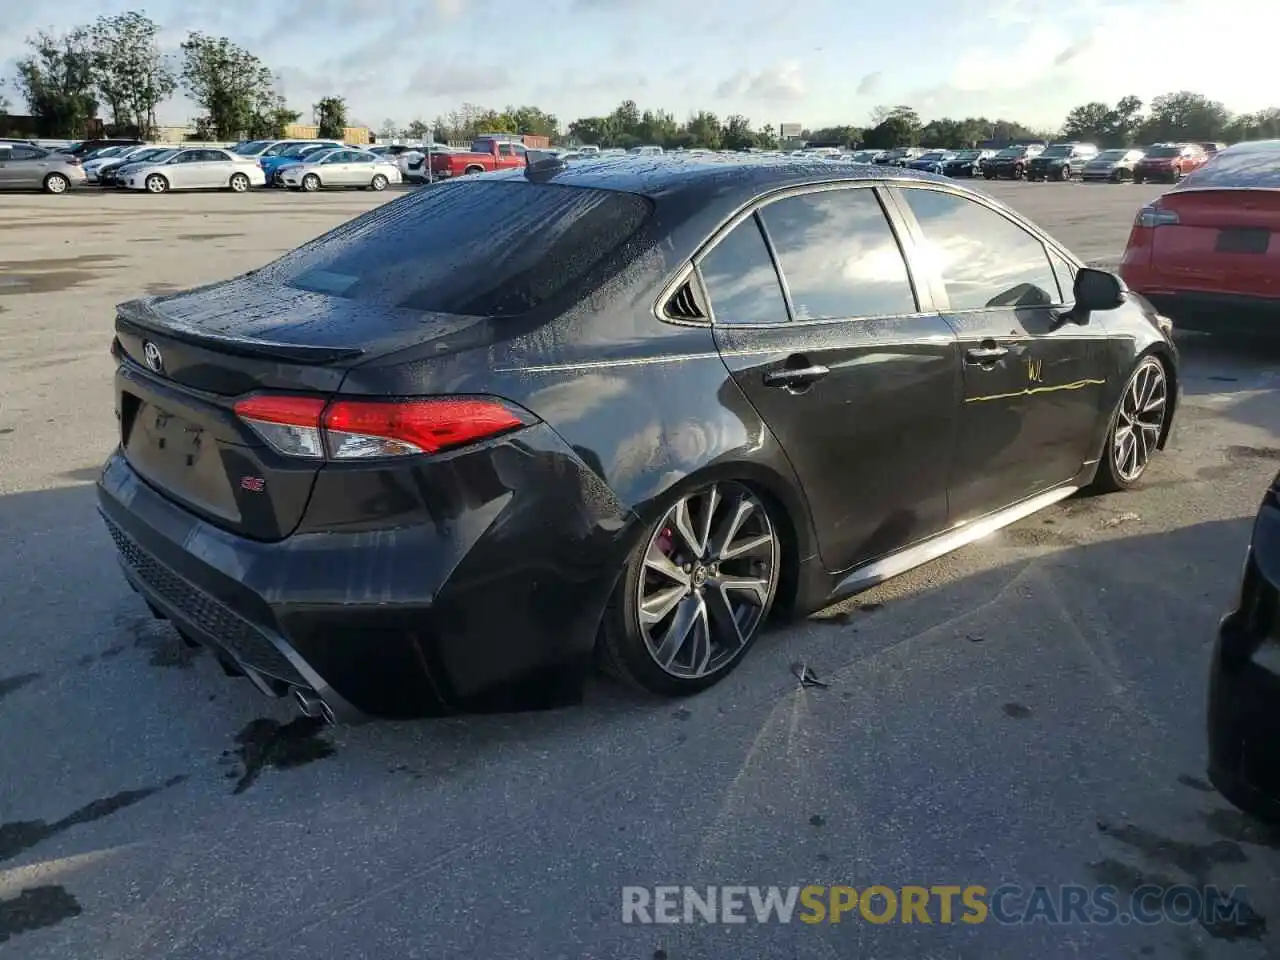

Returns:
430,137,530,179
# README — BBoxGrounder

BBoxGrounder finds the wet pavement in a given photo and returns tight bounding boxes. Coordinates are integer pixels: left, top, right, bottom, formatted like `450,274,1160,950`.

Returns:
0,182,1277,959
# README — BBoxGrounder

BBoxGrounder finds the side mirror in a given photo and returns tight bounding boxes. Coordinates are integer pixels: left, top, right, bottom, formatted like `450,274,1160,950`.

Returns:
1073,267,1126,313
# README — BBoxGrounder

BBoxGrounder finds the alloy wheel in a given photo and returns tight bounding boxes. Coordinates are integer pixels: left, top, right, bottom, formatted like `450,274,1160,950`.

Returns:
45,174,68,194
230,173,249,192
1113,359,1168,482
146,175,166,193
636,483,779,679
303,174,320,192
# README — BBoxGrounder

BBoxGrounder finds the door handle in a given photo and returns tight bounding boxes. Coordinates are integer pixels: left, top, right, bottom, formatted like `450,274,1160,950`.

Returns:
763,365,830,388
965,345,1009,363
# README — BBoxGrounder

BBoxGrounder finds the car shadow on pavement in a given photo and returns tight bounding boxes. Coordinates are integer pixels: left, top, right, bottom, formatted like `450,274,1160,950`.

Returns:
1171,333,1280,440
1,471,1277,959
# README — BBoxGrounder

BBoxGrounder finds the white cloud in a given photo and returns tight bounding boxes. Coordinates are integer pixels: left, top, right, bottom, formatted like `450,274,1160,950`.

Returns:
899,0,1278,127
715,62,806,102
855,72,882,97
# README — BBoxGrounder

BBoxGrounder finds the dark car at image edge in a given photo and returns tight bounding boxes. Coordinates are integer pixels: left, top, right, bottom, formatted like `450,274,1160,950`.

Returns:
97,155,1181,722
1208,470,1280,823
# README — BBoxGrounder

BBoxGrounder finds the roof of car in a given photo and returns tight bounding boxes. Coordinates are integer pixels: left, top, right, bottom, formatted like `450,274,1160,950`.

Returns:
488,154,944,202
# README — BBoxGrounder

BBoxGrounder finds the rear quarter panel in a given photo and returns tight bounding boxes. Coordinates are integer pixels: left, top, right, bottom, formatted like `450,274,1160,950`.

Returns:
339,233,819,565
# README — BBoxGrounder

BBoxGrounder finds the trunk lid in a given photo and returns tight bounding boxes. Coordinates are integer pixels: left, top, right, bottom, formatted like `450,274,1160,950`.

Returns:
1151,189,1280,298
113,274,492,542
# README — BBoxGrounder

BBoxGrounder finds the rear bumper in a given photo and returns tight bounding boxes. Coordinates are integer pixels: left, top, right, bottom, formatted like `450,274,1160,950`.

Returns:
97,423,635,719
1207,500,1280,822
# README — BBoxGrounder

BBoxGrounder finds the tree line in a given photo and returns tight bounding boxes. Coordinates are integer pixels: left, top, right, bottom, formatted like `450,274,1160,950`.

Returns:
1,14,352,141
4,14,1278,149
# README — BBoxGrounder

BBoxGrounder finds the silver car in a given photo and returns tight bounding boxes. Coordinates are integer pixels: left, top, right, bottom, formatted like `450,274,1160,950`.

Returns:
279,148,403,191
122,148,267,193
1081,148,1147,183
0,143,87,193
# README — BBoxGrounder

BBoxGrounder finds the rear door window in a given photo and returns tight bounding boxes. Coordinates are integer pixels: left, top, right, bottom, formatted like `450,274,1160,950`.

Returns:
757,188,917,320
271,180,652,316
697,216,789,325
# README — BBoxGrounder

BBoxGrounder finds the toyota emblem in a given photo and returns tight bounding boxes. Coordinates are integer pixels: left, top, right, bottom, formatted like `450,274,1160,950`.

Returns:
142,341,164,373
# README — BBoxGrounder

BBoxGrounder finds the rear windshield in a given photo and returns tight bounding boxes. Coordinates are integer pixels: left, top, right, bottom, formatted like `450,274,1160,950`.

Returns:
234,140,270,155
1180,144,1280,189
1146,146,1180,158
270,180,653,316
995,146,1027,158
1040,145,1072,158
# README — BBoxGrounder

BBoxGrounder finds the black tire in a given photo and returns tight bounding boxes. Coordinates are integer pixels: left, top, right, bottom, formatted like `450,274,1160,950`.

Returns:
43,173,70,195
1012,164,1024,180
1133,173,1145,185
145,173,168,194
463,165,484,175
1057,165,1071,181
301,173,320,192
228,172,250,193
598,480,782,696
983,171,996,180
370,173,388,191
1092,356,1170,493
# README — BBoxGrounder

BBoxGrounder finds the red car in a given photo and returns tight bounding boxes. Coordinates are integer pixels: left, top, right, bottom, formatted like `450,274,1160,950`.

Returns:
1120,140,1280,334
1132,143,1209,183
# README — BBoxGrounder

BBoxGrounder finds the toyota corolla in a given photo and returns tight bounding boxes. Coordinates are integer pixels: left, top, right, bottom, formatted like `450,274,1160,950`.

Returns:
98,155,1180,721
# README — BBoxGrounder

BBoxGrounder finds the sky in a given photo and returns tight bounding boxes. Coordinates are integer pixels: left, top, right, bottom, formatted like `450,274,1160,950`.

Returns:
2,0,1275,133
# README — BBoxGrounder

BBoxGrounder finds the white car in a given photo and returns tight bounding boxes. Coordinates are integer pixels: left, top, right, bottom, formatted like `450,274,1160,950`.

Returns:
123,148,267,193
83,144,160,182
280,148,403,191
395,143,453,182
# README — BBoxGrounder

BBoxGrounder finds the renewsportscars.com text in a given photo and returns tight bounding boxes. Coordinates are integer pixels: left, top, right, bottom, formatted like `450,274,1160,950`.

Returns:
621,884,1253,927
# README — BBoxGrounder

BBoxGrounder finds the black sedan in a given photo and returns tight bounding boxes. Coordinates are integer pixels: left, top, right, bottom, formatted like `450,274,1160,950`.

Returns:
97,155,1181,721
982,144,1046,179
940,148,993,177
1208,472,1280,822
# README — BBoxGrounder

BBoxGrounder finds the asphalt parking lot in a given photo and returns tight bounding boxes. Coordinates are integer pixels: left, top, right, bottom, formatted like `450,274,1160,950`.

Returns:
2,180,1279,959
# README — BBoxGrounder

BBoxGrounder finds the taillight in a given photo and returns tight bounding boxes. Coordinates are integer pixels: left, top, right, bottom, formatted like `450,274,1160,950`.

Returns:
234,395,328,459
1135,205,1179,228
66,157,81,165
233,395,532,460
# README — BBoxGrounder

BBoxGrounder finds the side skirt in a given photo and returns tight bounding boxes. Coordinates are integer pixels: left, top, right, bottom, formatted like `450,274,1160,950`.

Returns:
827,484,1080,601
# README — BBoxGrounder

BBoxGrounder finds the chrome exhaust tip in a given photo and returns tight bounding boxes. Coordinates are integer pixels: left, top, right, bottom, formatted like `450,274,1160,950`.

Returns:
293,688,335,724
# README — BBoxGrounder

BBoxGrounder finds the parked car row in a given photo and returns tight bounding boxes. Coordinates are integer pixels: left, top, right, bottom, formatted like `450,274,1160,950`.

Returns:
0,138,408,194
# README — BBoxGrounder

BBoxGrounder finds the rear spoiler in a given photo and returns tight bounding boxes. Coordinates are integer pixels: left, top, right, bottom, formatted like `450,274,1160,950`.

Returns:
116,296,367,364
